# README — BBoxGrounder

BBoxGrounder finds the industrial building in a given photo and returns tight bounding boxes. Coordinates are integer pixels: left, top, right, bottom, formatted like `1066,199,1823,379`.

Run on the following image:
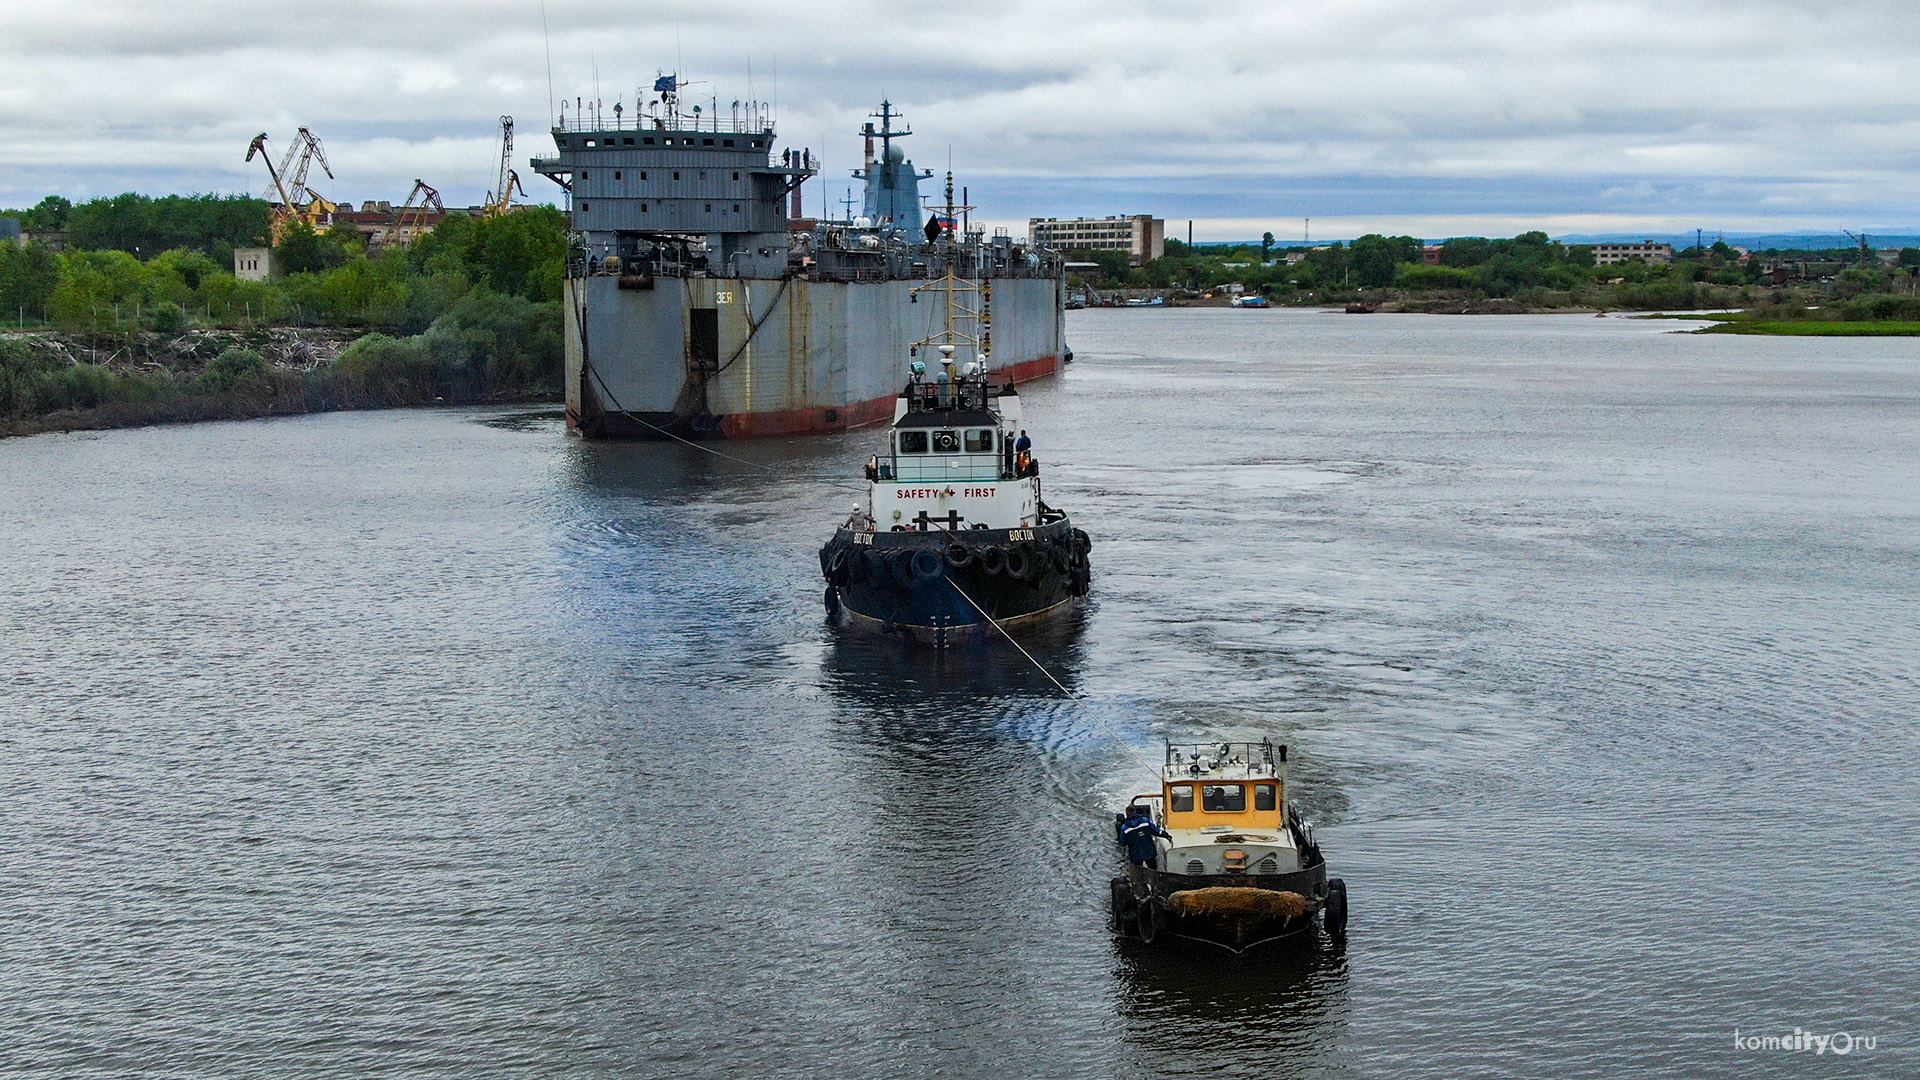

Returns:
1591,241,1674,266
1028,214,1164,265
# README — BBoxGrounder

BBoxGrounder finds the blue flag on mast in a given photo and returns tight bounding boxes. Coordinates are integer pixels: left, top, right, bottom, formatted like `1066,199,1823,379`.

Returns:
653,75,677,93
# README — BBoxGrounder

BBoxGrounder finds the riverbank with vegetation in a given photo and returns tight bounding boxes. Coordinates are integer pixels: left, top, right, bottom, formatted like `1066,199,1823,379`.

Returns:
1682,294,1920,335
1694,320,1920,336
1069,231,1920,320
1,193,567,438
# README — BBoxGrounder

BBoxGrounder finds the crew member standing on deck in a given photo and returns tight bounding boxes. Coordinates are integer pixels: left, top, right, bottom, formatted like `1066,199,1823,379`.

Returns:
1014,429,1031,456
1118,804,1171,899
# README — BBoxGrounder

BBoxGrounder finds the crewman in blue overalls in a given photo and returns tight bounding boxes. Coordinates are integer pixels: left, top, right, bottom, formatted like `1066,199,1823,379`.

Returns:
1117,804,1171,899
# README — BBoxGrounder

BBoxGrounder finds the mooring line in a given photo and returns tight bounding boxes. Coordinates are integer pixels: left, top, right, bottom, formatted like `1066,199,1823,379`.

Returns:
581,341,1157,780
918,516,1162,782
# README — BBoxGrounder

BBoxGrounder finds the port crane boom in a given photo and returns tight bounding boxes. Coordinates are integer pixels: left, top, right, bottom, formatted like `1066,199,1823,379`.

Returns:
486,116,524,217
380,179,444,248
245,127,338,238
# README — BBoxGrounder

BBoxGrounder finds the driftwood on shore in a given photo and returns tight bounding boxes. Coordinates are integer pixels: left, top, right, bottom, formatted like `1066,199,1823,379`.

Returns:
12,326,360,377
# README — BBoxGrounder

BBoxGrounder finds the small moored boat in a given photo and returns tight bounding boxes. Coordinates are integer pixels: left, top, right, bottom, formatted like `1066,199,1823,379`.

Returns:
1111,739,1346,951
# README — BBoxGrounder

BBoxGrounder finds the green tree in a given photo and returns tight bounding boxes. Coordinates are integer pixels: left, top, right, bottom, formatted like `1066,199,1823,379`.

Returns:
1439,237,1493,268
28,195,71,231
274,221,356,275
1261,231,1274,263
0,240,60,321
407,207,569,301
195,347,270,394
1349,234,1421,288
1061,247,1130,284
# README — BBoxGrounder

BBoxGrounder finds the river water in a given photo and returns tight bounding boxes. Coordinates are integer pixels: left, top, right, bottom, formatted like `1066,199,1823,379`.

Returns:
2,309,1915,1078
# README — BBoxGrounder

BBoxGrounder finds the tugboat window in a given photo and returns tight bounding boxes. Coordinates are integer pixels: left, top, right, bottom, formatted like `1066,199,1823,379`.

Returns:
898,431,929,454
964,429,994,453
932,430,960,452
1254,783,1277,811
1202,784,1246,812
1168,784,1194,812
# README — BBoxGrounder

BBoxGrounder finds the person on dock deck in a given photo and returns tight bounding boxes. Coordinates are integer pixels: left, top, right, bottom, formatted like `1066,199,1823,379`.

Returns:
1118,805,1171,899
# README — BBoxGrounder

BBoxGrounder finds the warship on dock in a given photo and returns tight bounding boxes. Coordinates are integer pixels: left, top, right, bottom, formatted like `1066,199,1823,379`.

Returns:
532,79,1067,439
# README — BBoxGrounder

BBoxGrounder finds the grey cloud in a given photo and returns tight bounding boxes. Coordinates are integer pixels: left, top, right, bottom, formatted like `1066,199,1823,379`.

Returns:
5,0,1920,227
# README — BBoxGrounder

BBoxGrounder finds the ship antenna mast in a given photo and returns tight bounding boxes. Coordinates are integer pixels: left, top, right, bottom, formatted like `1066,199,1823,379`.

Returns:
911,168,981,368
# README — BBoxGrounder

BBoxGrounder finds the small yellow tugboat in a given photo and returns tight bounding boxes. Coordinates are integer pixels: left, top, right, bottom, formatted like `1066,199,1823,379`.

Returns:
1112,740,1347,952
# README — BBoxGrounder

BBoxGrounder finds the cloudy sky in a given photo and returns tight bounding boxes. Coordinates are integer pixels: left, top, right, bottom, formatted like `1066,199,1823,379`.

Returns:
5,0,1920,241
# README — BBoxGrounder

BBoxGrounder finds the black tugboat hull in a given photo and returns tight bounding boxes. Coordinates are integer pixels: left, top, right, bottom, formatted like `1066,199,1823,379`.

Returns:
819,520,1092,647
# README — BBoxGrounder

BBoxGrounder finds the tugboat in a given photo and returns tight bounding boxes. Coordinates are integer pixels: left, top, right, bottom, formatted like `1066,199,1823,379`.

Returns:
1111,740,1347,951
817,180,1091,647
817,350,1091,645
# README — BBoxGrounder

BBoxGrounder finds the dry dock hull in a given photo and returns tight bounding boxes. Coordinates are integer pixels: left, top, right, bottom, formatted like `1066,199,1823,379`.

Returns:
567,275,1066,439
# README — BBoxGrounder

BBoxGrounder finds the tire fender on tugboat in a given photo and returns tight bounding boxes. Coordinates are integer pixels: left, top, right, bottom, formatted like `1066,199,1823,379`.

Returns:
1325,878,1348,937
1005,545,1034,580
977,546,1007,575
1136,899,1162,943
944,542,974,568
910,548,944,580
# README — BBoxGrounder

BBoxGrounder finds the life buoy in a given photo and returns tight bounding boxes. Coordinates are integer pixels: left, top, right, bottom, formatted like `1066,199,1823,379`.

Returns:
910,547,944,580
1005,545,1034,580
944,542,974,568
977,546,1007,575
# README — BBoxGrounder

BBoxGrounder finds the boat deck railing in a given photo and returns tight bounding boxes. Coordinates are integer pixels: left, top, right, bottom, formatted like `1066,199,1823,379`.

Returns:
889,455,1004,483
1165,740,1287,771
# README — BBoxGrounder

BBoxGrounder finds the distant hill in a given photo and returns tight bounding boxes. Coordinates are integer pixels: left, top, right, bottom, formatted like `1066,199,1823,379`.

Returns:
1554,233,1920,251
1214,232,1920,251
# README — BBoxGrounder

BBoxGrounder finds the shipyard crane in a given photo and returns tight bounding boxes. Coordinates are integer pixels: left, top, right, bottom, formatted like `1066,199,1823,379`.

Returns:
1843,229,1874,266
379,179,444,249
245,127,337,238
246,133,298,217
485,116,525,218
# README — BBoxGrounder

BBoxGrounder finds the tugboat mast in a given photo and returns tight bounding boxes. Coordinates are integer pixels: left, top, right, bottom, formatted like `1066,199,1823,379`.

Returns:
912,170,984,373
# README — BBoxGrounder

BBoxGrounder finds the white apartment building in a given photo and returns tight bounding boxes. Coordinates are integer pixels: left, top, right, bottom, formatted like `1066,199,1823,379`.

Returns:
1028,214,1165,265
1591,241,1674,266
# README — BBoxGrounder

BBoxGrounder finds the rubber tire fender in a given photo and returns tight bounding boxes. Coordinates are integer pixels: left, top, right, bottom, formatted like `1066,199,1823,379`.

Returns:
1324,878,1348,938
889,549,915,588
944,542,974,569
826,546,851,584
977,545,1007,575
910,547,944,580
1136,898,1162,944
823,585,840,618
1110,878,1135,934
1005,545,1034,580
